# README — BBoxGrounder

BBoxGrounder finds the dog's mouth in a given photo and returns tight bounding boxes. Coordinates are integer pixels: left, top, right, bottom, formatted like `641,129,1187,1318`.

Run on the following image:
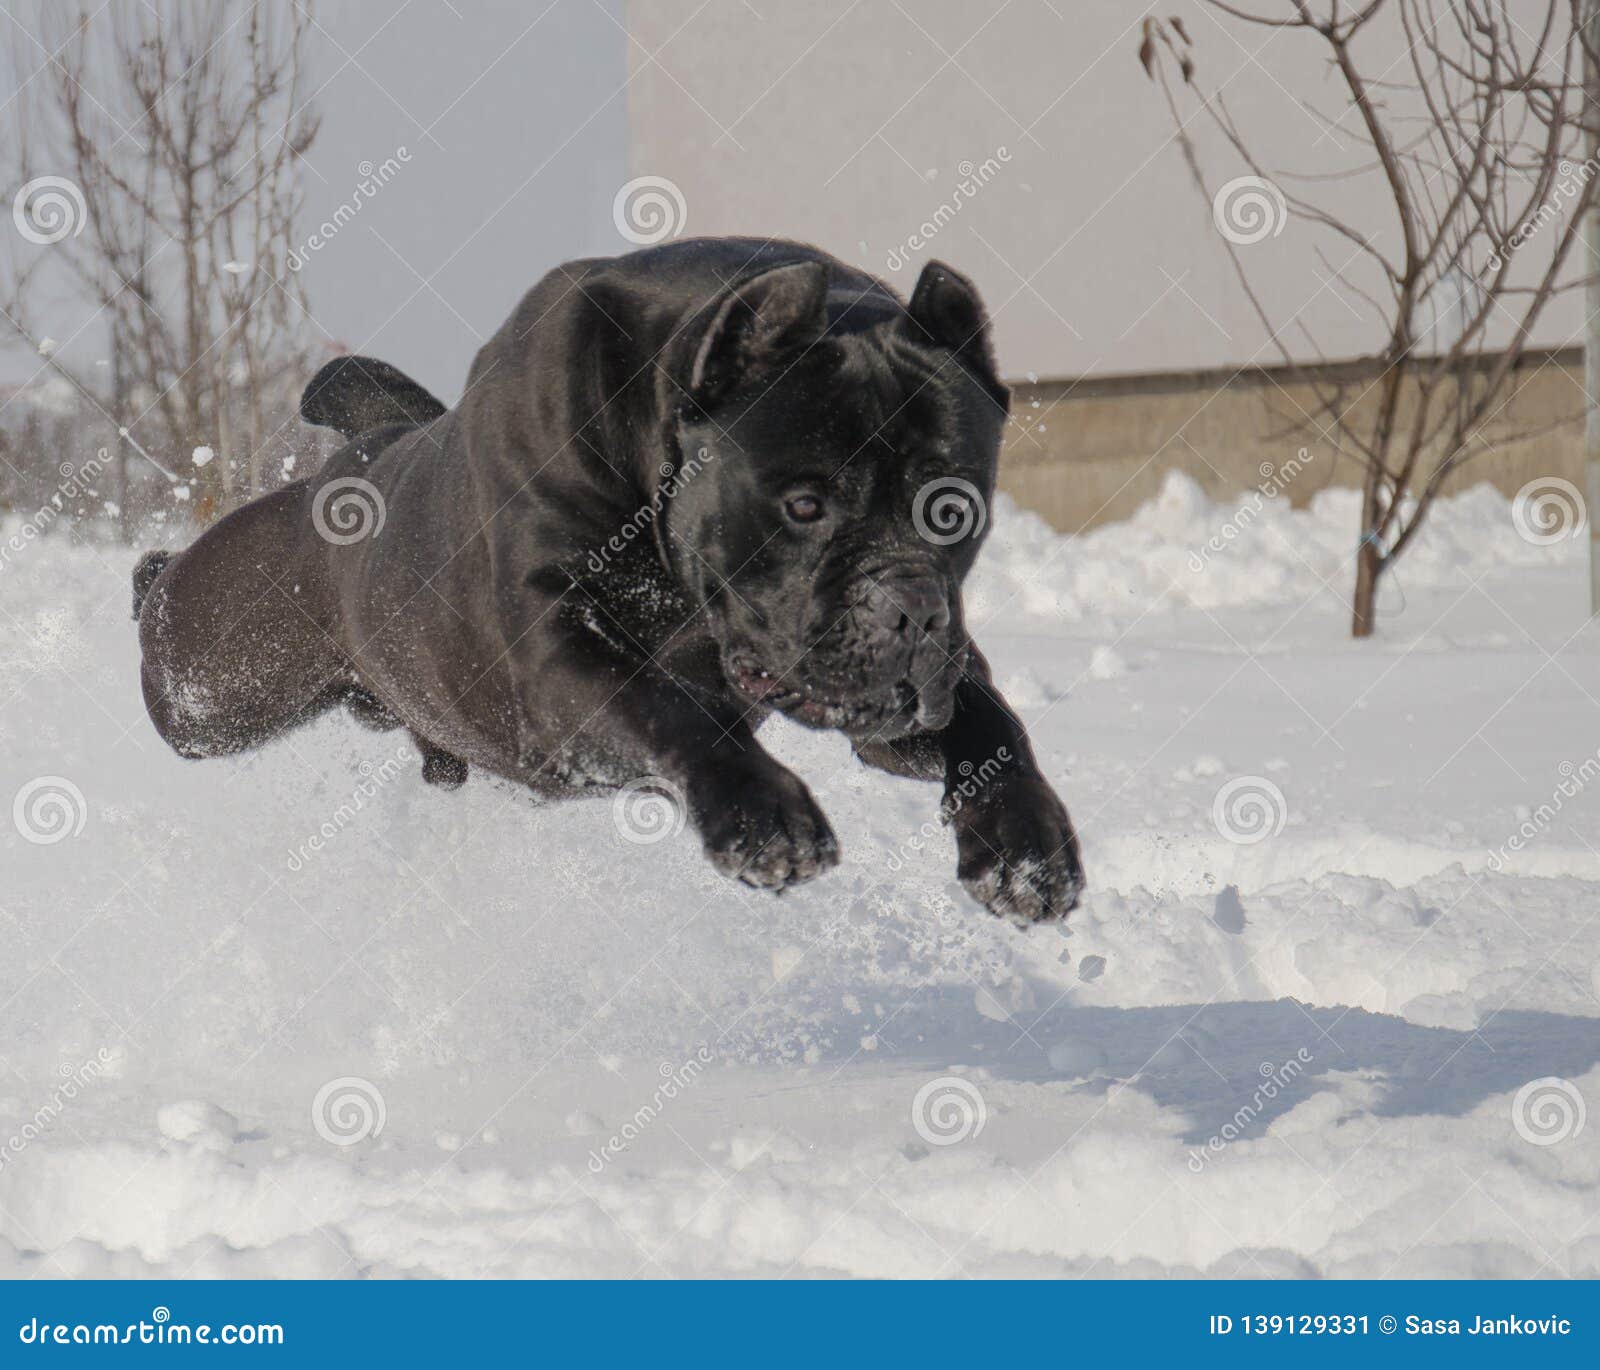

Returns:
725,656,949,736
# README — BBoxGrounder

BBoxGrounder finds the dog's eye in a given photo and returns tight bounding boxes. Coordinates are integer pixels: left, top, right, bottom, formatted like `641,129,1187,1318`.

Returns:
784,494,825,524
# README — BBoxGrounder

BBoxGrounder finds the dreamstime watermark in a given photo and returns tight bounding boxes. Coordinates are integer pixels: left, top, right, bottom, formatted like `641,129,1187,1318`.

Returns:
1485,157,1598,273
0,1048,114,1172
1186,1049,1314,1172
911,1075,987,1146
1188,448,1316,573
12,175,87,244
586,1046,714,1172
1211,776,1287,845
17,1310,283,1347
311,1076,386,1146
1485,747,1600,873
12,775,88,845
613,175,687,245
912,476,986,546
284,743,413,870
0,450,108,572
1511,476,1585,545
311,475,386,545
1511,1077,1585,1147
1212,175,1288,245
884,147,1011,272
585,448,716,575
884,745,1012,874
287,148,411,271
611,776,687,845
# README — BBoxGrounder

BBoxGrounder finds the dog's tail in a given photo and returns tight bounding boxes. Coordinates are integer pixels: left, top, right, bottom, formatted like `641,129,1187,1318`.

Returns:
299,355,448,441
132,549,172,621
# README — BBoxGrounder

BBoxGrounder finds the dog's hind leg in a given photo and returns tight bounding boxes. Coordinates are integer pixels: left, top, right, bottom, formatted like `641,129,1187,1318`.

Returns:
136,486,348,759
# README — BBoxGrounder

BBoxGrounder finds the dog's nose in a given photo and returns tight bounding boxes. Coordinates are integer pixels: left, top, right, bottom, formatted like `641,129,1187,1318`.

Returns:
865,574,950,640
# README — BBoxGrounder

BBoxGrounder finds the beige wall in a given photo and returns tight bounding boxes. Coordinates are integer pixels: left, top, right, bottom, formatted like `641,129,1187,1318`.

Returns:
1001,351,1586,533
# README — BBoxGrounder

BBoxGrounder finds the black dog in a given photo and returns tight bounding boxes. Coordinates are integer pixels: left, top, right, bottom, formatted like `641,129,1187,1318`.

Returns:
135,238,1083,921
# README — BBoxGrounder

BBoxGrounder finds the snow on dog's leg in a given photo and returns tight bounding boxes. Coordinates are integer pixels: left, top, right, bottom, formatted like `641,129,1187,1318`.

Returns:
136,485,347,759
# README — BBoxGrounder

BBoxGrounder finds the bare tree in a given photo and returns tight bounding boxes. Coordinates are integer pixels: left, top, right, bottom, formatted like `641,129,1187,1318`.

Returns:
2,0,321,526
1144,1,1596,636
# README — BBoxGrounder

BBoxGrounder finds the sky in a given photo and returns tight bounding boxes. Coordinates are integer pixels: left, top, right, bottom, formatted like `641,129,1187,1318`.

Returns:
0,0,629,391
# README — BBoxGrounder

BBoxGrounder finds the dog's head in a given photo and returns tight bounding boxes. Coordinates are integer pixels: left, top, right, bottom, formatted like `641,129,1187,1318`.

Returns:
663,259,1007,742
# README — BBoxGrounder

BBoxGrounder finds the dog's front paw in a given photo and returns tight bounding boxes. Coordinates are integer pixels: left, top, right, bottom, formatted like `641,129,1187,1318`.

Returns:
691,763,840,891
949,774,1083,924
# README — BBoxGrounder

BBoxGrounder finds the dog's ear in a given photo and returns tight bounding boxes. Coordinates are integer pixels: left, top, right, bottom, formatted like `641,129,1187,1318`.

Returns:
690,261,830,406
904,260,1001,388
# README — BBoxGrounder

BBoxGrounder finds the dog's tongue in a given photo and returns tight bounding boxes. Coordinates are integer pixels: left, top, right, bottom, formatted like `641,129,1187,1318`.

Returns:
735,666,784,700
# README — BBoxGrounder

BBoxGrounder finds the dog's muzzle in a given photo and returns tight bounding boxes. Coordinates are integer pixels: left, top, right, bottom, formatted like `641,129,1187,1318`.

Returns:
725,568,961,738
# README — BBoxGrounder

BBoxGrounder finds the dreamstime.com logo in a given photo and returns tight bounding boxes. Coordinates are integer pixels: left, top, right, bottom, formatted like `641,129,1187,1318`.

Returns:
1211,776,1287,845
0,451,107,573
884,147,1011,272
287,148,410,271
1212,175,1288,245
12,775,88,845
1485,156,1598,273
12,175,87,244
311,1076,387,1147
613,175,687,245
1511,1077,1585,1147
0,1048,114,1173
284,743,413,871
912,476,986,546
311,476,386,544
911,1075,987,1146
17,1308,283,1347
1188,1050,1314,1172
611,776,687,845
1512,476,1585,545
586,448,716,575
586,1047,714,1173
1485,747,1600,873
885,746,1011,873
1188,448,1316,573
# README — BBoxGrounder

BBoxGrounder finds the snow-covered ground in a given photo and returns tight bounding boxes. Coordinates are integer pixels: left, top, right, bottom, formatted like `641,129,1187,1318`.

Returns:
3,473,1599,1278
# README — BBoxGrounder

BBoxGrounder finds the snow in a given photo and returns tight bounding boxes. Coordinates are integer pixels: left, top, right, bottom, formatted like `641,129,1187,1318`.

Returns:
2,472,1599,1278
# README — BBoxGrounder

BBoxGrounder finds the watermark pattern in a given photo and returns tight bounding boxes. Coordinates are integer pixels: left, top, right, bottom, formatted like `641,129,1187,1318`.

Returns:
885,745,1011,873
611,776,687,845
1485,156,1597,273
12,775,88,845
585,1046,713,1173
286,148,411,270
285,743,414,871
0,1048,114,1172
1511,476,1585,545
311,476,386,545
311,1076,387,1146
1188,448,1316,573
12,175,87,244
1511,1077,1585,1147
911,1075,987,1146
0,450,108,573
912,476,986,546
1212,175,1287,245
1187,1051,1314,1171
1485,748,1600,872
585,449,716,576
884,147,1011,272
1211,776,1287,845
613,175,687,245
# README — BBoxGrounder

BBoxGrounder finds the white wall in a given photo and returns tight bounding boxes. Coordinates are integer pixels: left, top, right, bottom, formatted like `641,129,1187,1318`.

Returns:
624,0,1581,381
